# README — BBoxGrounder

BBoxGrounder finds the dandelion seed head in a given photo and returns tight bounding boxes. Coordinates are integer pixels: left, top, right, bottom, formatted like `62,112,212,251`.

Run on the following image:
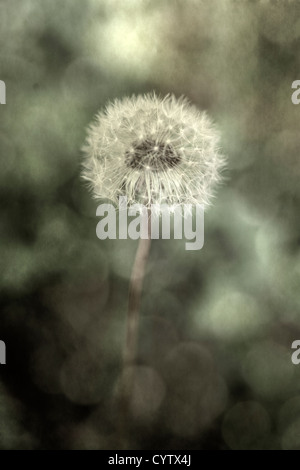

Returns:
82,92,226,208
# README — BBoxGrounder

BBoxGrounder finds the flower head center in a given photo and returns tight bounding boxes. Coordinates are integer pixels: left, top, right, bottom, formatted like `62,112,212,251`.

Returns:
125,138,181,171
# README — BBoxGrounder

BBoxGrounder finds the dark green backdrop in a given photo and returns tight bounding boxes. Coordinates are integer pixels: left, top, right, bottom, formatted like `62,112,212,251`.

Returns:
1,0,300,450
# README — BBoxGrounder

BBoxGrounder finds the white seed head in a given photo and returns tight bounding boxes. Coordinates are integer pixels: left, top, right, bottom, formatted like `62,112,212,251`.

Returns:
82,92,226,208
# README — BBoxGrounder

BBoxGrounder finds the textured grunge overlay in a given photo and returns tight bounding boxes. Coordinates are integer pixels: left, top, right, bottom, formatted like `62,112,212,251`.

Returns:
0,0,300,451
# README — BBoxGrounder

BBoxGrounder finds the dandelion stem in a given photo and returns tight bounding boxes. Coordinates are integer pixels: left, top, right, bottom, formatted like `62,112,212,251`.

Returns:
124,209,151,368
118,209,151,446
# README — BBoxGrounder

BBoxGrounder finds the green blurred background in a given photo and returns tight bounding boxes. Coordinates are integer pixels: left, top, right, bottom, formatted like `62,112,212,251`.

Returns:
1,0,300,450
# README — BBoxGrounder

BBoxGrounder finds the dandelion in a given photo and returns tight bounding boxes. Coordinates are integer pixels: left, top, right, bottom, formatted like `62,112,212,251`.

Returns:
82,93,225,445
82,92,225,208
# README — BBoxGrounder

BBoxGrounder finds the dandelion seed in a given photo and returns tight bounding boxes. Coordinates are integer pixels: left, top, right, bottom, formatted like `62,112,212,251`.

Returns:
82,92,225,208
